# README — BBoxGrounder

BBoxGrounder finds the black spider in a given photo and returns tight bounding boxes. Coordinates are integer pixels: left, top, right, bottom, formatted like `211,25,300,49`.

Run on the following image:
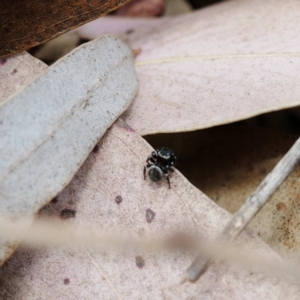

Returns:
143,147,177,189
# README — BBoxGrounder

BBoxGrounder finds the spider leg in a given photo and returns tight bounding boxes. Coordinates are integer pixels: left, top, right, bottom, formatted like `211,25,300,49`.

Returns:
165,173,171,189
161,167,171,189
144,163,153,180
153,151,158,158
147,157,156,164
145,155,155,180
160,165,173,189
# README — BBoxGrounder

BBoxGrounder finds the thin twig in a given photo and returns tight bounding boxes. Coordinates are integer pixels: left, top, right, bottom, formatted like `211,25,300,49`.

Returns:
1,218,300,281
186,137,300,282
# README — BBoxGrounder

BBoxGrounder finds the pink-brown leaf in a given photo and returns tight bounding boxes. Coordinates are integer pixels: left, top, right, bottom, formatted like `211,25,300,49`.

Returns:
123,0,300,134
0,52,47,103
79,0,300,135
1,121,300,299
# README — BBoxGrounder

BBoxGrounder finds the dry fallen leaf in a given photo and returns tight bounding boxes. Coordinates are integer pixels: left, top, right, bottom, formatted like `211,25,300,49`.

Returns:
122,0,300,135
117,0,166,16
76,0,300,135
76,16,167,40
1,121,300,299
0,52,47,103
0,36,138,264
76,0,191,39
145,126,300,260
0,0,131,58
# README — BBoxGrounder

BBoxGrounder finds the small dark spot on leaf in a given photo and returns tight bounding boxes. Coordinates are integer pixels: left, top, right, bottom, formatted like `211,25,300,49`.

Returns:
135,256,145,268
63,278,70,285
0,59,7,65
276,202,286,211
11,69,17,74
133,48,142,57
93,144,99,153
126,29,134,34
115,195,123,204
51,197,58,204
60,209,76,219
146,209,155,223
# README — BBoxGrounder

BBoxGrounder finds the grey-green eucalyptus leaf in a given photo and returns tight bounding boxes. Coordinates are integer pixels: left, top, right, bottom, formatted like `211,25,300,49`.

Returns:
0,35,138,264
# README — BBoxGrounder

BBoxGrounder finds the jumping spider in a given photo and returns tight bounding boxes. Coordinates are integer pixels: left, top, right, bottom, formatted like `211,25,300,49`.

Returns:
143,147,177,189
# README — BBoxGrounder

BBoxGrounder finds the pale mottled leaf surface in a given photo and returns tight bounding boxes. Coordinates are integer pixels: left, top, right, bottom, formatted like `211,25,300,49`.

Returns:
123,0,300,134
0,52,47,103
1,121,300,299
82,0,300,135
0,36,138,264
76,16,167,40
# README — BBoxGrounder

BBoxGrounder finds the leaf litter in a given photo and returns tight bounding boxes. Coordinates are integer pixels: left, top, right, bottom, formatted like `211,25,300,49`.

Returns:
0,0,131,58
169,126,300,261
1,0,300,296
78,0,300,135
1,121,300,299
0,36,138,265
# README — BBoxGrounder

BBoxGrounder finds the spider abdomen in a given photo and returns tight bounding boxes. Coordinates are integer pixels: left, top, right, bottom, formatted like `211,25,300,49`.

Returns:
148,165,163,182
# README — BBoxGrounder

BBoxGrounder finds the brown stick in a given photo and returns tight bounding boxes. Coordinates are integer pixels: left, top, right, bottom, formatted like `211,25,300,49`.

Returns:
186,137,300,282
